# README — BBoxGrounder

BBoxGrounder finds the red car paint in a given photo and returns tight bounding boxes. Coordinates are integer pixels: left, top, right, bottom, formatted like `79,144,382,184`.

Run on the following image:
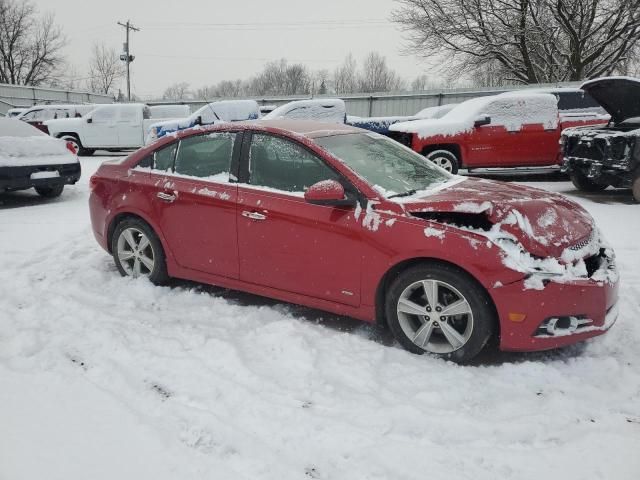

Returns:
89,120,618,352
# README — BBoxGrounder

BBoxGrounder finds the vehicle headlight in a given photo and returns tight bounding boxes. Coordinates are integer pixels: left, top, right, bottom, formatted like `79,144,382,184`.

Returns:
491,236,563,277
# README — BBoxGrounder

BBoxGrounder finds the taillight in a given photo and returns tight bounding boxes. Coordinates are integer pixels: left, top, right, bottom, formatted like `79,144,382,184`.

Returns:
89,175,99,191
66,141,78,155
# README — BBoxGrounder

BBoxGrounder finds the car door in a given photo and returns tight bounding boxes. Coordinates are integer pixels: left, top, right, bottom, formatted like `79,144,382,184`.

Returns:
84,106,118,147
146,132,241,278
116,105,143,148
236,132,362,307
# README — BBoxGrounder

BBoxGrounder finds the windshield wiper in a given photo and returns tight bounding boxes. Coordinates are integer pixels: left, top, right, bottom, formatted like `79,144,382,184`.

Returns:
388,189,417,199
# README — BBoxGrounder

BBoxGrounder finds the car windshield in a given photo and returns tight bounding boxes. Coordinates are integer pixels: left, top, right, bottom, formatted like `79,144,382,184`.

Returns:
314,132,453,197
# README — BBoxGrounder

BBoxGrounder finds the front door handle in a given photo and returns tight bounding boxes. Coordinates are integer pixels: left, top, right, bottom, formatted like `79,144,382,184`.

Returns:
157,191,176,203
241,210,267,221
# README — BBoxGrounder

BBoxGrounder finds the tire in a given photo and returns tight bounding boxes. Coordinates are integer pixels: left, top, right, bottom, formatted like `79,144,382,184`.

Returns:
633,169,640,203
60,135,93,156
79,148,95,156
570,169,608,192
425,150,460,174
110,217,169,285
385,262,495,364
35,184,64,198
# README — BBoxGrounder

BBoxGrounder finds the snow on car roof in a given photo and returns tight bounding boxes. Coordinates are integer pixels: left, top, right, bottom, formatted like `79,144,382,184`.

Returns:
263,99,346,123
0,117,47,137
247,119,361,138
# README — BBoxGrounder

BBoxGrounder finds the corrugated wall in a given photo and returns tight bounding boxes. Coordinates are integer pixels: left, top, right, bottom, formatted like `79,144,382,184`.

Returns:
0,83,114,114
147,81,583,117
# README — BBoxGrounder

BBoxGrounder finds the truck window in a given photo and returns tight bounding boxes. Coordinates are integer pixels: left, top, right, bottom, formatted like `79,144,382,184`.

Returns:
92,107,116,123
118,106,139,123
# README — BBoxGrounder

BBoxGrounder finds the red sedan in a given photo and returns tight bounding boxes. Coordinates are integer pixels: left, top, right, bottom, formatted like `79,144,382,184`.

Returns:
89,120,619,363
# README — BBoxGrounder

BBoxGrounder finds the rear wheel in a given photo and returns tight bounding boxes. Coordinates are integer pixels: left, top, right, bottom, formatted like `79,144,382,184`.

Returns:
425,150,459,174
570,169,608,192
633,169,640,203
111,218,169,285
60,135,93,156
385,263,495,363
35,184,64,198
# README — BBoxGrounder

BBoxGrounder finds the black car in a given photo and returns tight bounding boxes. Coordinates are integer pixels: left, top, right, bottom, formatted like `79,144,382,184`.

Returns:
561,77,640,202
0,118,81,198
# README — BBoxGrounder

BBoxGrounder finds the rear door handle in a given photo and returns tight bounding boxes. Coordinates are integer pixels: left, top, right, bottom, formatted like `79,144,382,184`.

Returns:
157,191,176,203
241,210,267,221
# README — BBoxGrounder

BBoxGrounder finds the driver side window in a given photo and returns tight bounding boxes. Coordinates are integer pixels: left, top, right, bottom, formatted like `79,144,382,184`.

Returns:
248,134,339,193
92,108,116,123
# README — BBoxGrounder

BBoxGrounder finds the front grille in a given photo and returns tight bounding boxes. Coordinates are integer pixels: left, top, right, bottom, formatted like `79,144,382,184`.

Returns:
569,231,594,251
584,252,603,277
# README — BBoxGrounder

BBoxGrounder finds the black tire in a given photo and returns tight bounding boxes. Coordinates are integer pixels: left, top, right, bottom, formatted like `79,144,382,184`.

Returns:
79,148,95,156
385,262,495,364
35,184,64,198
110,217,169,285
633,169,640,203
570,169,608,192
425,149,460,174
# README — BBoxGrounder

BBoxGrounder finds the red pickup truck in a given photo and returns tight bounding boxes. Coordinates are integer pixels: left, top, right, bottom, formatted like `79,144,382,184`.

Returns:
389,92,608,173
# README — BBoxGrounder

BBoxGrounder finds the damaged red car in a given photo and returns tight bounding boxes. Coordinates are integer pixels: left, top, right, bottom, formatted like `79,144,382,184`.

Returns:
89,120,619,363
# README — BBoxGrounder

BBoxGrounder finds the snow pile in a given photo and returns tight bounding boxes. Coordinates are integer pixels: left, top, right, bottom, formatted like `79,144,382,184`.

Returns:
263,99,346,124
0,159,639,479
0,121,78,167
390,93,558,138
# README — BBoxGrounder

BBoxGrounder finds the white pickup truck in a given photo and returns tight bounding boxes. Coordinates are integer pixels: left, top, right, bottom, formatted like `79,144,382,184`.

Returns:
45,103,177,156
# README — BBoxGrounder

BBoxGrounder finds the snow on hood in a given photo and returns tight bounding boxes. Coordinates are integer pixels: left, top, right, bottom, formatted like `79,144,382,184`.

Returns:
400,177,594,259
389,93,558,138
581,76,640,124
263,99,346,123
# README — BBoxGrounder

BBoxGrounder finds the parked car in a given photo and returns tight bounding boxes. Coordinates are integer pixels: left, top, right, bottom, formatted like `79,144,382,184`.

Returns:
145,100,260,144
89,120,618,363
389,93,608,173
259,104,278,116
45,103,168,155
561,76,640,202
0,118,80,197
149,104,191,119
263,99,346,123
348,104,459,136
18,104,95,133
7,108,27,118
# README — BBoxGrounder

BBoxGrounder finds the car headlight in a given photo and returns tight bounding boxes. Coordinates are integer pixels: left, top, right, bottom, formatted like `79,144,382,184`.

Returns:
491,236,563,277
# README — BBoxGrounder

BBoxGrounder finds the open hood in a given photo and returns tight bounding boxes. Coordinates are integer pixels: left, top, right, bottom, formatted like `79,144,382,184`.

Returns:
400,178,594,259
581,76,640,124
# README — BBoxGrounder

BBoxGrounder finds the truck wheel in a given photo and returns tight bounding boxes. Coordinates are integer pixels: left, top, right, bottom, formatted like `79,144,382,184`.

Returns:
60,135,93,156
425,150,459,174
570,170,608,192
35,184,64,198
632,170,640,203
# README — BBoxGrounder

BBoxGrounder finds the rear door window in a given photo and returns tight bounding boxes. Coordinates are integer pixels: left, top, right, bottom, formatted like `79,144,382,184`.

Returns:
174,132,236,182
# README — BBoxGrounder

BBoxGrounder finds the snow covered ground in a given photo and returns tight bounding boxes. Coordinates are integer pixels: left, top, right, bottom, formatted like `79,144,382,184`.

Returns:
1,156,639,480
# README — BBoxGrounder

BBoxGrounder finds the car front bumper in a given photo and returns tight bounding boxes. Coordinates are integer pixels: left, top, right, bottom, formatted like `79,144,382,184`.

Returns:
0,162,81,192
493,266,619,352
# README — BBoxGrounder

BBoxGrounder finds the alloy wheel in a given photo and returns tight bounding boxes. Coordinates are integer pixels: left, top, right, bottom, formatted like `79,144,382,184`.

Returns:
396,279,474,354
430,156,453,172
116,227,155,277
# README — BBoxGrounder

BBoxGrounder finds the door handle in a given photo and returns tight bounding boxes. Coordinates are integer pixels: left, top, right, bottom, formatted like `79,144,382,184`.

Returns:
241,210,267,221
157,191,176,203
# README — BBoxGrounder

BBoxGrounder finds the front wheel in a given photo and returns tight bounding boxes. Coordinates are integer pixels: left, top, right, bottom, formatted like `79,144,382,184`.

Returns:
111,218,169,285
35,184,64,198
570,170,608,192
385,263,495,363
425,150,459,174
632,169,640,203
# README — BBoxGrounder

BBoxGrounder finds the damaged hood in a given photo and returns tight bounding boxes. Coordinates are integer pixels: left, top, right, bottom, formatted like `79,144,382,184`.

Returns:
400,178,594,259
581,76,640,124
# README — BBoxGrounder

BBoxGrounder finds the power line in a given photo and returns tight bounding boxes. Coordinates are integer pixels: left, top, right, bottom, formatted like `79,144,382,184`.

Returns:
117,20,140,101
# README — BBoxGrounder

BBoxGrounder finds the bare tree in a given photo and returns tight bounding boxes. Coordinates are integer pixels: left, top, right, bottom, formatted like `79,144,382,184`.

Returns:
0,0,65,85
334,53,358,94
163,82,192,100
86,43,124,95
358,52,404,92
392,0,640,84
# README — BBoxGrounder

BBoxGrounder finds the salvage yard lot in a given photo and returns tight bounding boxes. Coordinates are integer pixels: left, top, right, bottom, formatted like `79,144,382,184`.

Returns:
1,155,639,480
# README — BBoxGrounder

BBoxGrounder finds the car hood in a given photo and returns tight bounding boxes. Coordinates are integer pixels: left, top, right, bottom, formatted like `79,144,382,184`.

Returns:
581,76,640,124
399,177,594,259
44,117,85,130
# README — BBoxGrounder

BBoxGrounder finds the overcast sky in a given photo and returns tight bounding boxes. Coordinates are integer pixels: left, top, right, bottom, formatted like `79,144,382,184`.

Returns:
33,0,433,98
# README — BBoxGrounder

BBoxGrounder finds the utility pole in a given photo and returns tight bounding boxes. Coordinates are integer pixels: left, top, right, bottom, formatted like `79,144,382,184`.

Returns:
117,20,140,101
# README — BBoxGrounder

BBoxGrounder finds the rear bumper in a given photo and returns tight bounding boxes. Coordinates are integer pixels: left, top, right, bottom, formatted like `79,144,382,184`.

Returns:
0,162,81,192
494,272,619,351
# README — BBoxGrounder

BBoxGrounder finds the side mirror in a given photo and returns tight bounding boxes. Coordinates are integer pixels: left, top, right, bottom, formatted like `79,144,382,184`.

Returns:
474,116,491,127
304,180,355,207
86,117,93,124
194,115,202,126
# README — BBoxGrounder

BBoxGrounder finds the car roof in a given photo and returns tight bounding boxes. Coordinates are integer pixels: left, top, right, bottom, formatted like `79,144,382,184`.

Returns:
232,119,362,138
